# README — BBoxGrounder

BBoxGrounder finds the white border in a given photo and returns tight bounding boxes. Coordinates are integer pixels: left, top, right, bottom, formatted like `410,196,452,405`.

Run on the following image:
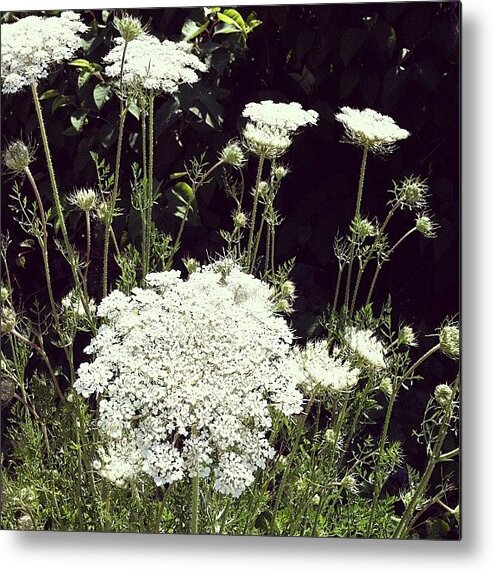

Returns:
2,1,493,571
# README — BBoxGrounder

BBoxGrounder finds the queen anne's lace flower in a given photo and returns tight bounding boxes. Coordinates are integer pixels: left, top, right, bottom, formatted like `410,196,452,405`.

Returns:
1,11,87,95
335,107,410,154
288,339,360,395
75,263,303,497
346,328,387,370
104,34,207,94
242,100,318,158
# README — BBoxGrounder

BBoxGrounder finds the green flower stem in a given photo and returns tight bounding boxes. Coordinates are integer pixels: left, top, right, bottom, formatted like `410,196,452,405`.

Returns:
270,221,276,280
191,474,199,534
269,396,314,534
154,483,174,533
142,92,155,278
102,106,128,297
246,155,265,271
393,374,459,538
11,329,64,402
331,264,344,314
31,84,78,286
24,167,58,320
366,226,416,310
365,227,417,305
264,224,271,275
344,145,369,309
102,39,129,297
350,199,402,315
84,210,92,295
170,161,224,267
367,344,441,535
366,387,398,536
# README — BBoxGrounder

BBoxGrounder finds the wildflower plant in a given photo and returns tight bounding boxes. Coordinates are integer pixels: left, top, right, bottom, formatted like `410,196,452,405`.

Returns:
1,7,459,539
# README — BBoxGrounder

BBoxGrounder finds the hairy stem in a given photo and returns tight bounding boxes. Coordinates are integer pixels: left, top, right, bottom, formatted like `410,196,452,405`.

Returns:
344,146,369,309
247,155,265,271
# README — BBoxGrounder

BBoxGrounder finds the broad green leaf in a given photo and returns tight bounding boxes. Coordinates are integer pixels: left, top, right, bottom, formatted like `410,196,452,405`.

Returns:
340,28,368,66
221,8,246,32
69,58,95,71
182,18,209,41
93,83,112,110
70,110,88,132
213,22,240,36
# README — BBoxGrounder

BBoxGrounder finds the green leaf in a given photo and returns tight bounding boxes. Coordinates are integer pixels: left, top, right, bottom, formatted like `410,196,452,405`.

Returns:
213,22,240,36
219,8,246,32
51,94,71,112
93,83,112,110
69,58,100,72
181,18,209,41
170,182,199,225
340,28,368,66
39,89,59,101
70,109,88,132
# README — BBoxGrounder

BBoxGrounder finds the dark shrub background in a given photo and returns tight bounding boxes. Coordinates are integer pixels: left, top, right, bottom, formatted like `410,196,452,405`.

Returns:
1,2,460,537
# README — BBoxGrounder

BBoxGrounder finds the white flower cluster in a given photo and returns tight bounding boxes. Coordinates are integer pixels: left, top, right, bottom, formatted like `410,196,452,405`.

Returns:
75,263,303,497
345,327,387,370
288,340,360,395
242,100,318,158
104,34,207,94
335,107,410,154
1,11,87,95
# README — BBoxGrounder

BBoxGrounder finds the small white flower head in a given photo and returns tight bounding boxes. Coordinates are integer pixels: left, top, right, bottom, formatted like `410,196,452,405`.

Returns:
280,280,296,301
379,377,393,399
434,384,453,409
288,339,361,395
273,164,289,181
220,140,246,168
398,325,417,347
274,298,293,314
0,285,10,303
324,428,342,449
394,176,429,210
346,327,387,370
335,107,410,154
1,11,87,95
182,256,199,275
113,13,147,43
96,200,112,224
243,101,319,132
242,122,292,159
242,100,318,159
439,324,460,359
1,306,16,333
95,433,144,487
61,290,96,320
3,139,35,173
104,34,207,95
68,187,98,212
415,213,439,238
351,216,377,240
341,473,360,494
233,210,248,229
75,263,303,495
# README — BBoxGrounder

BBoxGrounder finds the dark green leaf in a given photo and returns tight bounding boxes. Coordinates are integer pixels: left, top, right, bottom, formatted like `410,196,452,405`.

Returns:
340,28,368,66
